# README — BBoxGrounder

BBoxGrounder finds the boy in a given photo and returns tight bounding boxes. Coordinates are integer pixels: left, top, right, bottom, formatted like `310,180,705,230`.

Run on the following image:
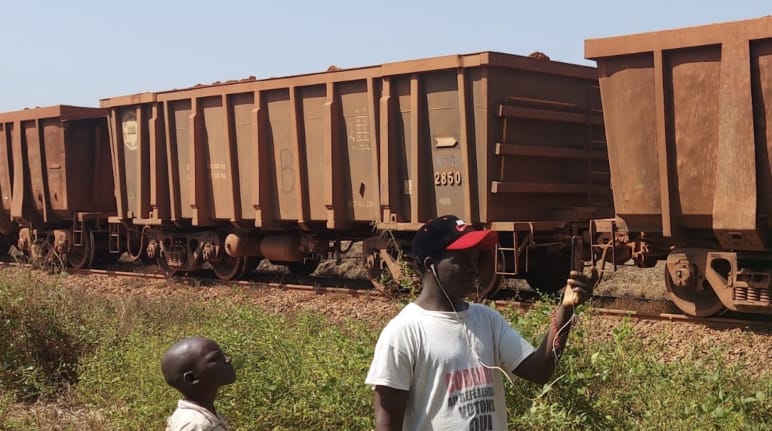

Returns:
365,215,597,430
161,336,236,431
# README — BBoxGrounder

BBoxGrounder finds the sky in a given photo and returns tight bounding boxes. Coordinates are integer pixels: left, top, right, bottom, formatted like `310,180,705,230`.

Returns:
1,1,769,112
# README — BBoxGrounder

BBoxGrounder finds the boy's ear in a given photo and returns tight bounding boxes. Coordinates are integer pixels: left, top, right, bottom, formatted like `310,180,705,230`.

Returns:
182,371,198,384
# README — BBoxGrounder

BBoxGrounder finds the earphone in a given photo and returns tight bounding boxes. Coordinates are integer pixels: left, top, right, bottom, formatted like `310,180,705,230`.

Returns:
425,255,580,399
426,258,515,386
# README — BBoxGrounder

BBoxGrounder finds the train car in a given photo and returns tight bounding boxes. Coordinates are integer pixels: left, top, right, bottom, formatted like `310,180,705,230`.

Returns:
99,51,611,294
0,105,118,267
586,16,772,316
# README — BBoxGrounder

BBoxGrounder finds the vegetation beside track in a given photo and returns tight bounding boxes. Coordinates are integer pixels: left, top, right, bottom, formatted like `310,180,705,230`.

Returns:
1,267,769,430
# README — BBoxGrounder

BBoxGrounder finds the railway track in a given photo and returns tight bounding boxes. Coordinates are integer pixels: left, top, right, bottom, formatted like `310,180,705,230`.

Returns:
3,260,768,331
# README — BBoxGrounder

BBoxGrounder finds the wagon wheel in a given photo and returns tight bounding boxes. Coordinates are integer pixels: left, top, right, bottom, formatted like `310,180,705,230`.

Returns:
240,257,262,277
94,251,123,265
32,238,63,270
524,247,571,294
211,255,248,281
0,236,10,256
14,245,31,264
156,255,179,278
525,270,569,295
664,244,725,317
475,249,504,299
288,254,321,276
67,228,95,269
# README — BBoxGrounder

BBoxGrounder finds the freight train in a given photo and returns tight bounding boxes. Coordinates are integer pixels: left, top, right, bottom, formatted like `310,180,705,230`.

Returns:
1,16,771,317
0,52,610,300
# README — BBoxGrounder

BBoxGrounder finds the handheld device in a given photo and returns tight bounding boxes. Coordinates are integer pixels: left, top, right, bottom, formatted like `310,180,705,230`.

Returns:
570,235,584,273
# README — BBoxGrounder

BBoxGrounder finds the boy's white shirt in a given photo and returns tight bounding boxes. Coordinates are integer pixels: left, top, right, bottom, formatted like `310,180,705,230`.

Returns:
166,399,229,431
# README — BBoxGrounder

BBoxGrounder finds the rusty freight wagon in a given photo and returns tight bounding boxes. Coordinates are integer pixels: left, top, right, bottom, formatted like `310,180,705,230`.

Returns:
0,105,118,266
101,51,611,294
586,16,772,316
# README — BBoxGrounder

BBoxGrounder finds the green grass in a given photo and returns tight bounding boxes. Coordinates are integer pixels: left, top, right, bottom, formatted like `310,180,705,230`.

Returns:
0,269,770,430
501,302,771,430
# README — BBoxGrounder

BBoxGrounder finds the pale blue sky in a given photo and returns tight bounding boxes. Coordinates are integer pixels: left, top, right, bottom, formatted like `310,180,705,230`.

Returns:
1,1,769,112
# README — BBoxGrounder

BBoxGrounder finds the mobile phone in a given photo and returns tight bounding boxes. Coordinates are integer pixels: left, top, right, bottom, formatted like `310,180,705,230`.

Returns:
570,235,584,273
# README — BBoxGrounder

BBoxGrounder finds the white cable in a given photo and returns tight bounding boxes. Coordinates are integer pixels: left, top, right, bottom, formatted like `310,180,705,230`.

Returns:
430,265,515,386
551,302,576,364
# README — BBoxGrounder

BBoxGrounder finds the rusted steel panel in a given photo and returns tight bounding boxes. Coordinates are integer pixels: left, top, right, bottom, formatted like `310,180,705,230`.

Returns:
100,51,609,229
426,71,468,218
23,120,48,218
586,16,772,250
171,100,194,221
339,79,380,221
0,105,115,225
101,96,170,223
299,85,328,221
230,93,257,221
0,123,13,234
264,88,300,222
200,96,234,221
483,62,609,223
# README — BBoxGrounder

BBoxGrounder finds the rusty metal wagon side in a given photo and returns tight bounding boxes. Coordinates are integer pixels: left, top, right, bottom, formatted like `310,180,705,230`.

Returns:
586,16,772,316
0,105,117,267
100,51,610,293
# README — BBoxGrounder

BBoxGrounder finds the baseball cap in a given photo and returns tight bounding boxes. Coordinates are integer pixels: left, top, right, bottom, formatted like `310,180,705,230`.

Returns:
411,215,498,263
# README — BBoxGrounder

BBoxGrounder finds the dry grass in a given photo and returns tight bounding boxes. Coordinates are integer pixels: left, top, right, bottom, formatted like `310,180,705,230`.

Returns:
1,264,769,430
594,260,668,300
314,255,369,279
306,241,671,302
1,390,109,430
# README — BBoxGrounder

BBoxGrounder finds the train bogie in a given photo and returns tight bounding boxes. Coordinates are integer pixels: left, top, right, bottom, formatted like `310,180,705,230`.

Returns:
586,16,772,315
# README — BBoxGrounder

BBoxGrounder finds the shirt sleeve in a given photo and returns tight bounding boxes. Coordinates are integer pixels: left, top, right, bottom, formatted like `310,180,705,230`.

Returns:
364,324,413,391
494,312,536,373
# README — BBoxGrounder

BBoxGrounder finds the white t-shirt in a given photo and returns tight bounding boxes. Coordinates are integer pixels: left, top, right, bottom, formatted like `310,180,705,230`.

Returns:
365,302,535,431
165,399,229,431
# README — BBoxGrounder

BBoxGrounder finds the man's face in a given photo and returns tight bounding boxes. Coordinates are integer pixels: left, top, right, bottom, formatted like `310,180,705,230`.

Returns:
431,248,480,297
192,338,237,388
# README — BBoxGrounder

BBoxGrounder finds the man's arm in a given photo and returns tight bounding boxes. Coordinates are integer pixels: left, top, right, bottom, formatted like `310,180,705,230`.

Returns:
512,269,597,384
512,303,575,384
373,386,409,431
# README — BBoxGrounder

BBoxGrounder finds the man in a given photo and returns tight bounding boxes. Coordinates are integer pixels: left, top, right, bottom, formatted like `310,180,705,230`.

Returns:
365,215,597,431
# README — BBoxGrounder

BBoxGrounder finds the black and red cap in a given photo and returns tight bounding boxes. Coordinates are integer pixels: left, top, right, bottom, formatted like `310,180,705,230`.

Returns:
411,215,498,263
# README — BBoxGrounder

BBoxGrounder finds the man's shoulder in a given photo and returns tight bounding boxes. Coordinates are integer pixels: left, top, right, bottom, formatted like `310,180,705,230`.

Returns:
384,303,424,327
377,303,434,337
468,302,503,317
468,302,511,325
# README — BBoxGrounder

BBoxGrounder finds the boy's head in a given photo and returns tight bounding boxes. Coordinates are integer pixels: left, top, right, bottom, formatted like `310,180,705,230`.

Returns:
411,215,498,270
161,336,236,398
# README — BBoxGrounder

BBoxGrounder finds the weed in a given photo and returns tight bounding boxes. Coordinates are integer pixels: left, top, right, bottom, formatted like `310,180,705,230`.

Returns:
1,268,770,430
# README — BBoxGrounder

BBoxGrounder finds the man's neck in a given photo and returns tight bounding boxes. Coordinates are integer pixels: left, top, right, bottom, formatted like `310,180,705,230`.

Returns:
414,288,467,312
